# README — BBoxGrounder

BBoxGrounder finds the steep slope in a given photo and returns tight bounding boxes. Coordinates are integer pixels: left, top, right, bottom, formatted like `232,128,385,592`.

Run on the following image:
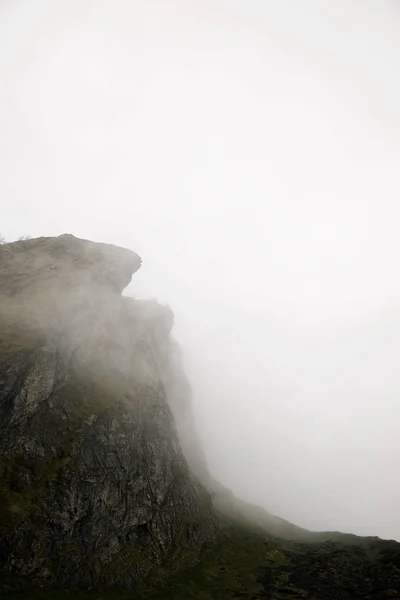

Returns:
0,235,215,590
1,234,399,600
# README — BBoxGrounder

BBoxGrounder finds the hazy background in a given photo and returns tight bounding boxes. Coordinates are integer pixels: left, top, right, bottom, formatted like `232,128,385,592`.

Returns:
1,0,399,540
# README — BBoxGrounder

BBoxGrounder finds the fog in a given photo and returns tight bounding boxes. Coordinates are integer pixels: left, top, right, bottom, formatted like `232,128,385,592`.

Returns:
1,0,400,540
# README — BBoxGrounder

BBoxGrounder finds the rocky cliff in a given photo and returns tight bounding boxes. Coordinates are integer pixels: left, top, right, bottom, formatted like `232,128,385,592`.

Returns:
0,234,215,589
1,234,399,599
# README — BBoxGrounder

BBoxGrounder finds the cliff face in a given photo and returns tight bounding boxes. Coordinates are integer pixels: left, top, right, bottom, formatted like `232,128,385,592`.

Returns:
0,235,214,589
1,235,400,600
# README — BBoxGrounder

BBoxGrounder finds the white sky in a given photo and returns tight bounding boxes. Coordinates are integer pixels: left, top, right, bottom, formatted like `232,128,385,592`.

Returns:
1,0,400,540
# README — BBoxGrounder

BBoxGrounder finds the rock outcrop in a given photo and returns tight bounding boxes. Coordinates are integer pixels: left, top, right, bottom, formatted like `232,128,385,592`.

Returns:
0,235,214,589
1,234,399,599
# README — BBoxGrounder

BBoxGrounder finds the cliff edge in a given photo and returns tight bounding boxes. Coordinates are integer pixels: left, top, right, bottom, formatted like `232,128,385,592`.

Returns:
0,235,214,589
0,235,399,599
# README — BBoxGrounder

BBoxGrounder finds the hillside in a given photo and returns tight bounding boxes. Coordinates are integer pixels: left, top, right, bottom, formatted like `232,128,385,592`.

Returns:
0,235,399,599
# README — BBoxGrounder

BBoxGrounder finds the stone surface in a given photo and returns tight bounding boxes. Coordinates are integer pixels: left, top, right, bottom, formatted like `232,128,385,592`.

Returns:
0,235,214,589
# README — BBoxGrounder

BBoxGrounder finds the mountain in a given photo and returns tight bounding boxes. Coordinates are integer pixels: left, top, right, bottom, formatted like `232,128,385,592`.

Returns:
0,234,399,599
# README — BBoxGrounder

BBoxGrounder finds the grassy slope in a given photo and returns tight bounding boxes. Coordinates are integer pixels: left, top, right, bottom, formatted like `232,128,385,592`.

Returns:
126,519,400,600
6,518,400,600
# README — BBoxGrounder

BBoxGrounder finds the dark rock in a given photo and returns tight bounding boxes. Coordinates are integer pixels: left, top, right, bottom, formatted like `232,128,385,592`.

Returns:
0,234,215,590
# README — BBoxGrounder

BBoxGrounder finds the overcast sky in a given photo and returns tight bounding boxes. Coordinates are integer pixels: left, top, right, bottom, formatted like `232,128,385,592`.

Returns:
1,0,400,540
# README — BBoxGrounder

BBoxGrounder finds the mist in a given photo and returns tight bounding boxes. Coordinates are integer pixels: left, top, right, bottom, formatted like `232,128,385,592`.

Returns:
1,0,399,541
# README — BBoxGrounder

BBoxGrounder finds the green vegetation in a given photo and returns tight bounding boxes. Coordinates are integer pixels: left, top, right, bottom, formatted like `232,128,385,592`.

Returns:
0,452,73,530
133,521,285,599
5,518,400,599
1,522,284,600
